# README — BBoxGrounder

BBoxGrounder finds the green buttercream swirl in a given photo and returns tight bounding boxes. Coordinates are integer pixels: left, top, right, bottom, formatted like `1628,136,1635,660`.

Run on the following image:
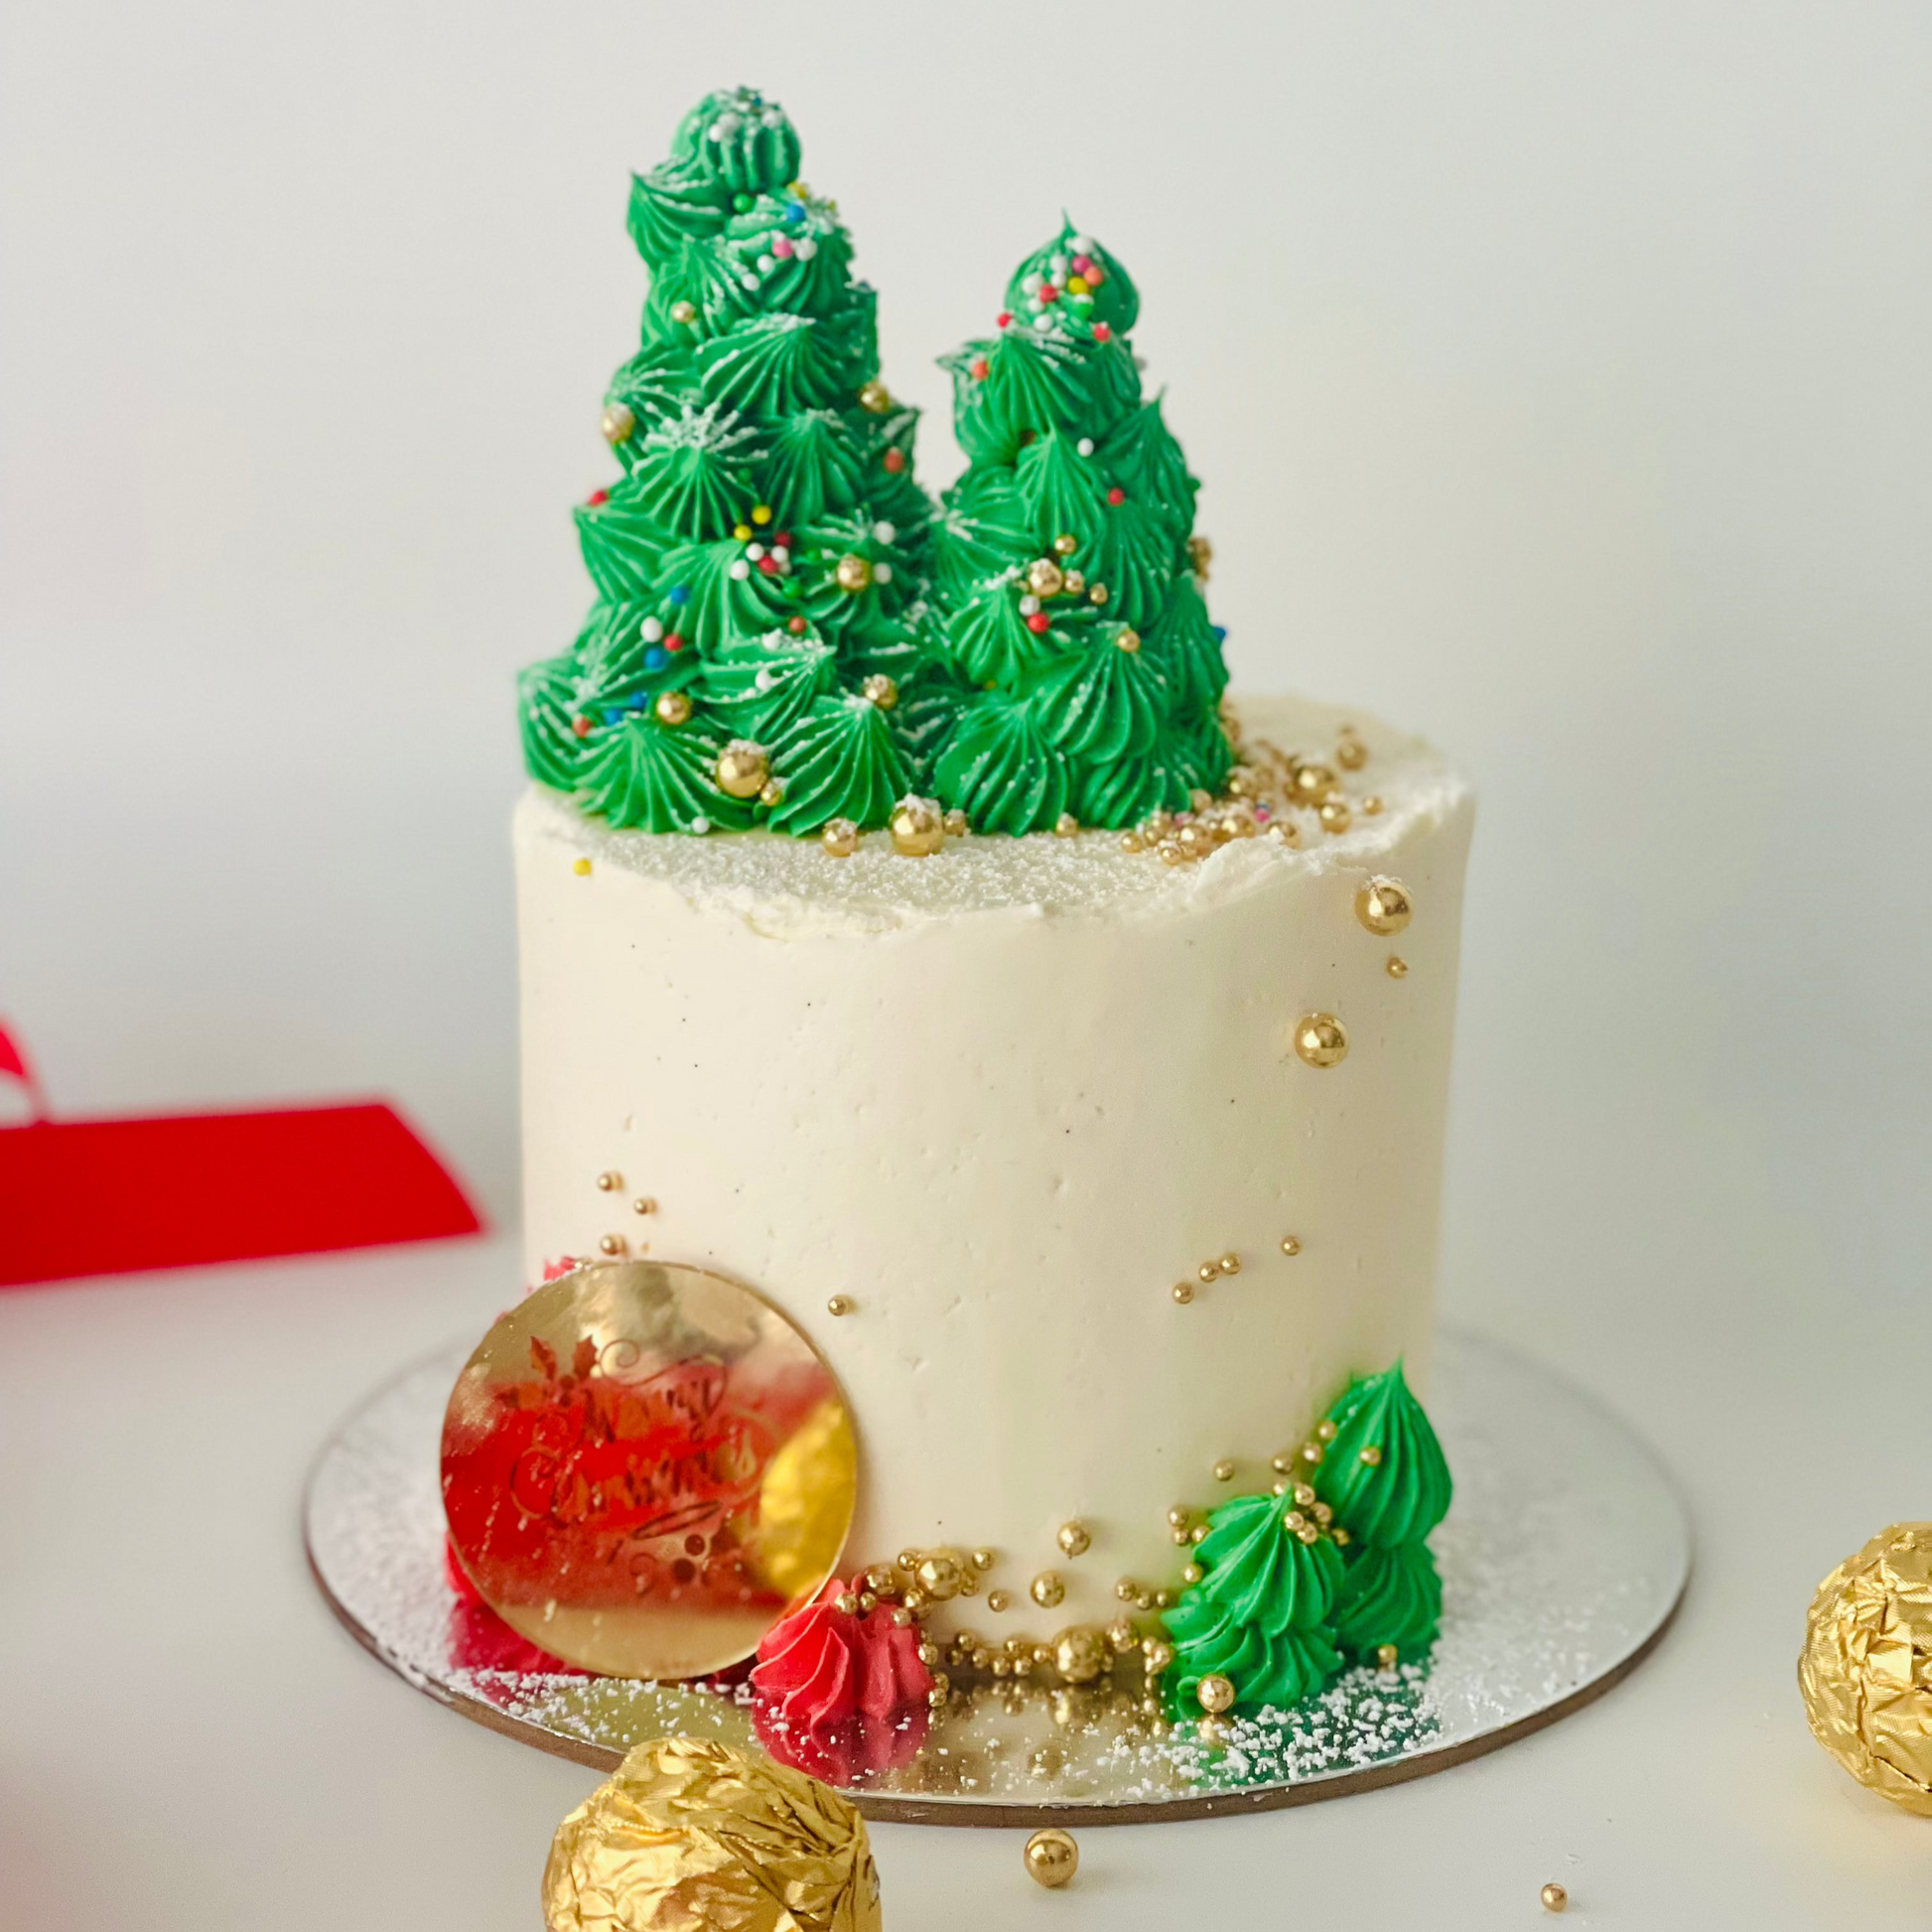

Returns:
763,693,909,834
928,223,1234,832
1319,1362,1453,1550
1332,1542,1444,1665
1163,1492,1345,1717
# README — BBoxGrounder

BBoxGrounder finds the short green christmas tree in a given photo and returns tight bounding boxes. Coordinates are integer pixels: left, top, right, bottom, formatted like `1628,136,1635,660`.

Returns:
1161,1363,1452,1717
1321,1362,1451,1666
518,87,956,836
1163,1491,1344,1719
927,220,1234,834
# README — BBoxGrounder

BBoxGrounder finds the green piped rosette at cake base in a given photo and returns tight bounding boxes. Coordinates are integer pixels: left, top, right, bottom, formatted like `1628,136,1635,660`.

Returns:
1164,1362,1452,1721
517,86,959,837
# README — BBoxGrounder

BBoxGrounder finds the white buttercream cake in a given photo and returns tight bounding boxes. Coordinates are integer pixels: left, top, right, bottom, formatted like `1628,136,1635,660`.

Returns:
515,693,1473,1641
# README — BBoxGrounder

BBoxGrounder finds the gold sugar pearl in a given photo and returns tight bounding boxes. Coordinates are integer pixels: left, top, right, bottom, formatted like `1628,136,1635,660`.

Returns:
1053,812,1080,837
1360,1445,1383,1465
1056,1520,1091,1558
972,1548,996,1571
1362,795,1385,815
1031,1572,1065,1608
1114,626,1142,653
826,1295,852,1316
1180,1562,1203,1585
632,1196,655,1215
669,300,698,326
834,553,874,593
1302,1443,1324,1464
1317,799,1351,834
1281,1235,1302,1256
715,740,769,799
596,1172,621,1191
1316,1420,1338,1443
1142,1638,1174,1673
1212,1458,1236,1482
1218,1253,1240,1276
862,672,898,709
1115,1578,1140,1602
1354,876,1413,935
1335,732,1368,771
1294,1482,1316,1506
1171,1281,1194,1305
1053,532,1079,556
597,1233,624,1256
600,402,635,445
1121,832,1146,854
1027,556,1066,598
1294,1013,1349,1068
1384,955,1410,982
987,1588,1011,1613
857,378,892,413
1196,1674,1236,1716
1376,1643,1400,1669
759,777,786,808
654,690,691,727
1188,1524,1207,1544
1541,1882,1568,1913
821,818,860,858
943,808,969,837
1024,1827,1079,1890
1106,1618,1139,1652
1168,1506,1189,1529
1197,1262,1218,1283
1170,1527,1191,1547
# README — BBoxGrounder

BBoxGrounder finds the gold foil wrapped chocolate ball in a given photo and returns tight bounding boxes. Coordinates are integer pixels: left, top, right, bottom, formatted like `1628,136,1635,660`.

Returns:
543,1734,882,1932
1799,1522,1932,1814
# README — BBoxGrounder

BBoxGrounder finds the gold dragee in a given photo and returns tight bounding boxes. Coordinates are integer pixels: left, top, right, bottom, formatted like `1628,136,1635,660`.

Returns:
543,1734,882,1932
1799,1522,1932,1815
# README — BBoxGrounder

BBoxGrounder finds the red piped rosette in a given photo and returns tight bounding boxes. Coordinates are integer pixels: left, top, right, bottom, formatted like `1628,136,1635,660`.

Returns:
755,1699,930,1786
751,1577,934,1726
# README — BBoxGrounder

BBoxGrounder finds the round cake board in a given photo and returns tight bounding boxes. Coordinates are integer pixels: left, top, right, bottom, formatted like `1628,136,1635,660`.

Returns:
304,1327,1689,1827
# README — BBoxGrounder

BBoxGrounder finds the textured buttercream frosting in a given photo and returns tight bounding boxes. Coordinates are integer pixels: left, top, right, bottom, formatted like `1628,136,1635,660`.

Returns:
516,693,1473,1638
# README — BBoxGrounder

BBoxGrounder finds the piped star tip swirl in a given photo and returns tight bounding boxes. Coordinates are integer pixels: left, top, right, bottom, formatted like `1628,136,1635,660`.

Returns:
927,218,1235,833
521,87,950,837
542,1733,882,1932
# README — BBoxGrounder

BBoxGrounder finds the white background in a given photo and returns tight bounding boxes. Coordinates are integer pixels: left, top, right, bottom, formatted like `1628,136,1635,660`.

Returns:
4,4,1931,1926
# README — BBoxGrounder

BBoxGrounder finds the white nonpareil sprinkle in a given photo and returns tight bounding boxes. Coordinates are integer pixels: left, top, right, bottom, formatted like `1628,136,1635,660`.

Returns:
746,543,765,561
795,238,817,260
1019,595,1041,616
729,560,751,581
641,619,664,642
874,562,893,584
873,521,896,543
1077,439,1095,457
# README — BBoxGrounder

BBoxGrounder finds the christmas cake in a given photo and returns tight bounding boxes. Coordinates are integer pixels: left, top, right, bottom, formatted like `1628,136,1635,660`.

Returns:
510,88,1473,1720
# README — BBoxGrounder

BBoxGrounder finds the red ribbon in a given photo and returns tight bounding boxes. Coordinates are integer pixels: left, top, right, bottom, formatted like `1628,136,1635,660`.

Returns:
0,1019,483,1289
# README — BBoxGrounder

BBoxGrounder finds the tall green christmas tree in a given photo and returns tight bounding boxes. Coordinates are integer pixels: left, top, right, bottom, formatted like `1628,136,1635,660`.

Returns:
518,87,956,836
927,220,1234,834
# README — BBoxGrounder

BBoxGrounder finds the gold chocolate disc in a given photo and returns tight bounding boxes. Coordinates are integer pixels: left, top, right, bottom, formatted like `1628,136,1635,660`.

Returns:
442,1260,857,1680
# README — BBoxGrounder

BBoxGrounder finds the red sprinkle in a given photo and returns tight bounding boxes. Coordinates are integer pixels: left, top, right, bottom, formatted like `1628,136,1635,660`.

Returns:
1039,285,1058,304
969,356,990,380
1107,486,1126,506
1092,322,1112,344
757,555,780,575
996,311,1013,328
774,530,793,548
1025,612,1050,633
665,633,686,652
883,448,906,474
571,716,592,738
787,616,808,634
587,487,610,506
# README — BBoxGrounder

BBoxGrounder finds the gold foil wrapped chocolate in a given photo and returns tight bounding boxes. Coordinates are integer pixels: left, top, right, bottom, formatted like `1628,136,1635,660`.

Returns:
1799,1521,1932,1815
543,1734,882,1932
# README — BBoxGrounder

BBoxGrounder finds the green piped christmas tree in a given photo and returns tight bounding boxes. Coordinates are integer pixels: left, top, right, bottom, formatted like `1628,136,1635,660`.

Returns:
1163,1491,1345,1720
518,87,957,836
1321,1362,1452,1666
928,221,1234,834
1161,1363,1452,1717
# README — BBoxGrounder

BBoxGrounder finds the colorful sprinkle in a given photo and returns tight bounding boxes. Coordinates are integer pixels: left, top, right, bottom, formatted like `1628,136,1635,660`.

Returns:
573,858,592,876
1107,486,1126,506
752,503,773,524
587,487,610,507
1026,612,1051,633
665,632,686,652
571,717,592,738
969,356,990,381
884,448,906,473
1093,322,1113,344
668,585,692,607
644,645,668,670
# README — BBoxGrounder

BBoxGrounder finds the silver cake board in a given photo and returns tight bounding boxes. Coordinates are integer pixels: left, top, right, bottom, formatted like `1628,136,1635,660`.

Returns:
304,1326,1690,1827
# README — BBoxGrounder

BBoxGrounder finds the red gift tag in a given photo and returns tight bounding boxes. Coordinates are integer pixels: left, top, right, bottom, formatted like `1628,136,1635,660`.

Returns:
0,1021,483,1289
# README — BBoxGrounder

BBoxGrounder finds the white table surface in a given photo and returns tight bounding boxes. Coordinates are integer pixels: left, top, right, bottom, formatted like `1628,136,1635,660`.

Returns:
5,4,1932,1924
